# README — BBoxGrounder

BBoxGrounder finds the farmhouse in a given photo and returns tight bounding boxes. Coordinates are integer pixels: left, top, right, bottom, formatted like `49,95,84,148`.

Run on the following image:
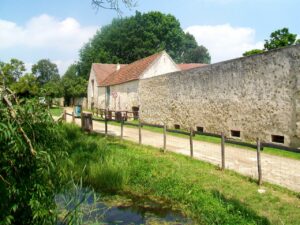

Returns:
88,45,300,147
87,51,204,111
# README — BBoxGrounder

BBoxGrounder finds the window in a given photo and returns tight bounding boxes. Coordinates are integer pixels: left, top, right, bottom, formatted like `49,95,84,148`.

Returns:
231,130,240,138
174,124,180,129
272,135,284,144
196,126,204,133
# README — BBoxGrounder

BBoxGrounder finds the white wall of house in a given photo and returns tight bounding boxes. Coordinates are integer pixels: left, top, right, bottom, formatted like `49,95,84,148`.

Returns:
96,87,106,109
141,51,180,79
106,80,139,111
87,69,98,109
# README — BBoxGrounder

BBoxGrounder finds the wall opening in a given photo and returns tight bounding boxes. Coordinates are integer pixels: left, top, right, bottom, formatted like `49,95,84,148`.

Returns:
132,106,139,120
174,124,180,129
271,135,284,144
196,126,204,133
231,130,241,138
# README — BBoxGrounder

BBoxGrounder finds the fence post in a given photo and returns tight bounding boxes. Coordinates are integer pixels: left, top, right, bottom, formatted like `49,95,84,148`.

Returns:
190,128,194,157
256,138,262,185
138,117,142,145
72,111,75,123
221,132,225,170
163,123,167,152
105,109,108,136
121,117,124,140
63,109,66,121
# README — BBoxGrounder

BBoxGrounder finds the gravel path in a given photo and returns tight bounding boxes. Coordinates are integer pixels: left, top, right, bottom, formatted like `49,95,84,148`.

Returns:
66,112,300,192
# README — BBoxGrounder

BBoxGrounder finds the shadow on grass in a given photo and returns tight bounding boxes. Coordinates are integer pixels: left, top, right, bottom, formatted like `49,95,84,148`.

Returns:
211,190,270,225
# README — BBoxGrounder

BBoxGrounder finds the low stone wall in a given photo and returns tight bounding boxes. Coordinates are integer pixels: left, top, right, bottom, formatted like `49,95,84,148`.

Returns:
139,45,300,147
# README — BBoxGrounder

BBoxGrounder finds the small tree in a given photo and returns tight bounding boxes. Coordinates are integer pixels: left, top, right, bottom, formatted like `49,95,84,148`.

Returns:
0,59,26,87
10,73,40,97
243,28,299,56
264,28,297,50
61,64,87,106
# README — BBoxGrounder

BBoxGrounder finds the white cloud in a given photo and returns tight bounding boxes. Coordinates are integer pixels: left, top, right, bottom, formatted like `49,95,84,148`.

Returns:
0,14,98,74
185,24,263,63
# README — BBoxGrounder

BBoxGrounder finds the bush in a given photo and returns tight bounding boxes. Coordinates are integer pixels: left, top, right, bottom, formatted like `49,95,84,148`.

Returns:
0,90,68,224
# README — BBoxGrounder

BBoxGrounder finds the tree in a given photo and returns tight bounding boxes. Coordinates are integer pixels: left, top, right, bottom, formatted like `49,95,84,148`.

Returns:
78,11,210,78
61,64,87,106
10,73,39,97
264,28,297,50
183,45,211,64
0,59,26,86
243,49,264,57
32,59,60,86
243,28,299,56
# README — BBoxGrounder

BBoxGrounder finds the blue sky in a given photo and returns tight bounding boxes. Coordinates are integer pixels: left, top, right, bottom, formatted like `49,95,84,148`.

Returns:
0,0,299,74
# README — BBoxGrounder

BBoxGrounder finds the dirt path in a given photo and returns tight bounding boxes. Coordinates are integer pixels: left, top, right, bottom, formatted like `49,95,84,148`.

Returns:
66,111,300,192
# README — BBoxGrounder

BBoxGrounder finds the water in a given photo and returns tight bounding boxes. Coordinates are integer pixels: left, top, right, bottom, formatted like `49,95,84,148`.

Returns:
56,187,192,224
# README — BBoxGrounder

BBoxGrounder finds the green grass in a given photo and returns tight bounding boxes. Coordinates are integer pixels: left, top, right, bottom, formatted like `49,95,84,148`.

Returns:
61,123,300,225
49,107,63,117
94,118,300,160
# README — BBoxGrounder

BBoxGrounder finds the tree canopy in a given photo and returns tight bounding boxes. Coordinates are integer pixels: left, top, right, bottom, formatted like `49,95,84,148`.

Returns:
32,59,60,86
78,11,210,78
0,59,26,86
243,28,300,56
61,64,87,105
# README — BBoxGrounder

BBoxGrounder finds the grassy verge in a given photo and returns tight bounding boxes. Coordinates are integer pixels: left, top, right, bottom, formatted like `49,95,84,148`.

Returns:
50,106,63,117
61,123,300,225
94,118,300,160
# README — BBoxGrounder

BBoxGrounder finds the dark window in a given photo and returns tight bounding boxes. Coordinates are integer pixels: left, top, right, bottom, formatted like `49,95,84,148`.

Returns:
272,135,284,144
197,126,204,132
174,124,180,129
231,130,240,138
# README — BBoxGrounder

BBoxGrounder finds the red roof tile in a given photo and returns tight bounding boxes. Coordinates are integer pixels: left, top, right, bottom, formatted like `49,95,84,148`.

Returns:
100,52,163,86
177,63,206,71
92,63,126,86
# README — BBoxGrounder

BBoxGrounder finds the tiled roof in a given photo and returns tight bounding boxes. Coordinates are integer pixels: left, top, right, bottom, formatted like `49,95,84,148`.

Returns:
177,63,206,71
92,63,126,86
100,52,163,87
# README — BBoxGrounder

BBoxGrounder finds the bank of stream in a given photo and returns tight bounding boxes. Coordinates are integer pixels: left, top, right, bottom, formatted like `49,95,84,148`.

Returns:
56,187,192,224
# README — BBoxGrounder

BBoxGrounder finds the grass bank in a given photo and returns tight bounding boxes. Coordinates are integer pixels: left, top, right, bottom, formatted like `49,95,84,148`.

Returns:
93,118,300,160
61,123,300,225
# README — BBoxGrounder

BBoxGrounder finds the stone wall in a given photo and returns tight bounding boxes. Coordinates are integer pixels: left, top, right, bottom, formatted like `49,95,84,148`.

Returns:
138,45,300,147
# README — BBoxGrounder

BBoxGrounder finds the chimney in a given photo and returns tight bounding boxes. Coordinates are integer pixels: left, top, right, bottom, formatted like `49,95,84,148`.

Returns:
116,63,120,71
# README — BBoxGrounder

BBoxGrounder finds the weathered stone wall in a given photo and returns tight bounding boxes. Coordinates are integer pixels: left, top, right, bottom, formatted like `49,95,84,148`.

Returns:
139,45,300,147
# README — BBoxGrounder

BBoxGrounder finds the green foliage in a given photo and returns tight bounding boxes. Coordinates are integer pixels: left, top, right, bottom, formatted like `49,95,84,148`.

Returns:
0,89,68,224
264,28,297,50
32,59,60,86
61,64,87,105
0,58,26,86
10,73,40,97
243,49,265,57
183,45,211,63
243,28,299,57
78,11,210,78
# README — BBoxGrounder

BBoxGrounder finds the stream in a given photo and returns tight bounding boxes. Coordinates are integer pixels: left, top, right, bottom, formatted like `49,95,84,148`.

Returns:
56,187,193,224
